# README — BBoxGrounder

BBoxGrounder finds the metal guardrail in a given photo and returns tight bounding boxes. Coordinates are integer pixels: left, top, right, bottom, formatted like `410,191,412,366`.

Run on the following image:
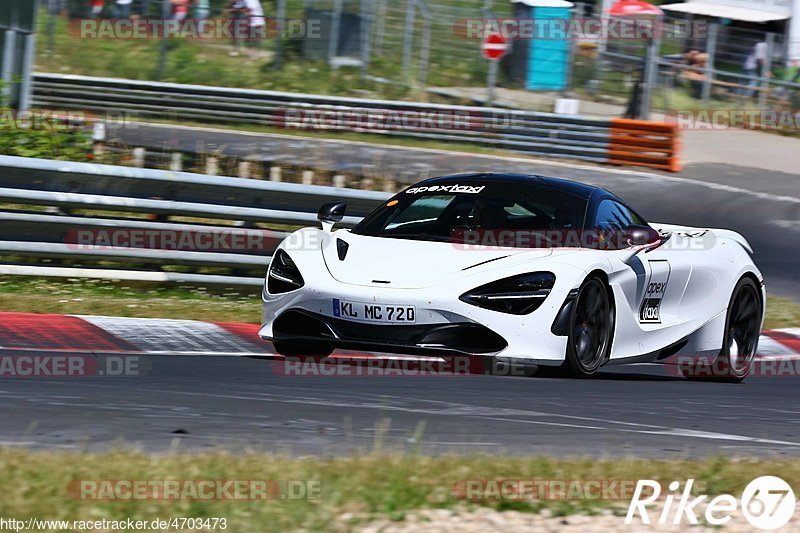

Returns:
0,155,390,287
0,155,382,220
32,73,617,163
31,73,682,171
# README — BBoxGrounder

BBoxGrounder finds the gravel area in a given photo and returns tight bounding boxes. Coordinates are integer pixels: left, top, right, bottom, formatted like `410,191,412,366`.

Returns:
354,504,799,532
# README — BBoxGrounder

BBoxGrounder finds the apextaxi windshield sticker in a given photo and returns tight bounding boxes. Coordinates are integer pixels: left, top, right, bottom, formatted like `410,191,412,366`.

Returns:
405,184,486,195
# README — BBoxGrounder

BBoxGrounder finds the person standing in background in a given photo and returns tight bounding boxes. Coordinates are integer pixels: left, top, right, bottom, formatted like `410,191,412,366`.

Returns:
89,0,105,18
743,40,767,97
195,0,210,20
114,0,132,18
243,0,266,48
139,0,152,17
171,0,191,22
227,0,248,51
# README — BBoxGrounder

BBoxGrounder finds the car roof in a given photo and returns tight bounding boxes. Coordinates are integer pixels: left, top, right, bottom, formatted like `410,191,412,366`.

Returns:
414,173,615,201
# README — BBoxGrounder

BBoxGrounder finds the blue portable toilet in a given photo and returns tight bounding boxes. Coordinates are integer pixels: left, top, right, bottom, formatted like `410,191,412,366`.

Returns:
509,0,574,91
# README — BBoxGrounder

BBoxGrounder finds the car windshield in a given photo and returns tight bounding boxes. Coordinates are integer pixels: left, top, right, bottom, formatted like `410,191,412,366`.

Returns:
351,181,589,248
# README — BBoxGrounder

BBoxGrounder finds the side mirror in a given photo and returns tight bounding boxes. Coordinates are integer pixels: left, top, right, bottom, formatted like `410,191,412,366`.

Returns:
625,224,661,247
317,201,347,232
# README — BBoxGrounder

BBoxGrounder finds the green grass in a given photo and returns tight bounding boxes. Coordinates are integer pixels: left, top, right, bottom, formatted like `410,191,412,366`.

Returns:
36,3,512,100
38,16,383,95
0,278,797,330
0,277,262,323
0,450,798,530
764,294,800,330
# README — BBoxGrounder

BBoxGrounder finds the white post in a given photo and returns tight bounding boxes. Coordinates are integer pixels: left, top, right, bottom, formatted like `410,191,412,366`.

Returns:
269,166,282,182
92,122,107,156
238,161,251,179
170,153,182,172
205,156,218,175
132,147,146,168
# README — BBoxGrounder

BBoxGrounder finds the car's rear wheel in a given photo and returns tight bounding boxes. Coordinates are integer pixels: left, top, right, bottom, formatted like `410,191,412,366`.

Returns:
680,277,761,383
564,277,614,378
272,340,334,357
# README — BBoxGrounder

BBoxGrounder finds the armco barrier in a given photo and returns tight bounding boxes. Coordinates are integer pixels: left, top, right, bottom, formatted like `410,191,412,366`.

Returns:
32,73,680,172
608,119,681,172
0,155,389,286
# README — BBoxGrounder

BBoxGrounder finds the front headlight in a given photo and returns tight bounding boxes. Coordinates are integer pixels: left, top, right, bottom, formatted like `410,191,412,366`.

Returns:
267,249,305,294
459,272,556,315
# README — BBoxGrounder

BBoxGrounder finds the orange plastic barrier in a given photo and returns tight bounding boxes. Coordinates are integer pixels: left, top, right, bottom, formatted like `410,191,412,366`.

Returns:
608,119,681,172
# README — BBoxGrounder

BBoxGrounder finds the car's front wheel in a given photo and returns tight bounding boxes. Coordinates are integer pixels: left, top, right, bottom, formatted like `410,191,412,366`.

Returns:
272,340,334,357
563,277,614,377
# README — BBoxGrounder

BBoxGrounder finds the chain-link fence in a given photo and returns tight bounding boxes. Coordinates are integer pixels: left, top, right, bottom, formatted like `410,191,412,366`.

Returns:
38,0,800,122
287,0,511,92
652,21,800,121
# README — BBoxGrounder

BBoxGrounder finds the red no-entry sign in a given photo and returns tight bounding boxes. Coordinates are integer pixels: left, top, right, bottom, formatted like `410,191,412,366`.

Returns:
481,33,509,61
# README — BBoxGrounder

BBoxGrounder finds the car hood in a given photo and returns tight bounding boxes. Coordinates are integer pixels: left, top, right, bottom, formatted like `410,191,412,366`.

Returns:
321,231,558,289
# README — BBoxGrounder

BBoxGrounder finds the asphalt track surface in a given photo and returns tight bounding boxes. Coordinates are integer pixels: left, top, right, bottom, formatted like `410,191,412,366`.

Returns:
116,123,800,301
1,353,800,456
2,125,797,457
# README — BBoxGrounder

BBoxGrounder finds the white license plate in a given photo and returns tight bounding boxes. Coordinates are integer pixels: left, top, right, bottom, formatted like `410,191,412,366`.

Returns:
332,299,416,323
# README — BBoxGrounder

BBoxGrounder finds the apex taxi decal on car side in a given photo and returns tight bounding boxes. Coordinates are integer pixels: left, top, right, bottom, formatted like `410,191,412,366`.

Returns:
640,260,671,324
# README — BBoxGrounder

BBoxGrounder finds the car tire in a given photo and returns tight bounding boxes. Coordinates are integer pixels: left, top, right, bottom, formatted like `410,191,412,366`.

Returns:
272,340,334,357
563,277,614,378
680,277,761,383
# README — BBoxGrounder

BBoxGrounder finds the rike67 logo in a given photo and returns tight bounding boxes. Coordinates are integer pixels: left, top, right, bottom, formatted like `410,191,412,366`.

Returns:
626,476,796,530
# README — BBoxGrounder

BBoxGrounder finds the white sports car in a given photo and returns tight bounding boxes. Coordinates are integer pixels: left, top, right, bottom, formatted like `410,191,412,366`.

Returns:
259,174,765,381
